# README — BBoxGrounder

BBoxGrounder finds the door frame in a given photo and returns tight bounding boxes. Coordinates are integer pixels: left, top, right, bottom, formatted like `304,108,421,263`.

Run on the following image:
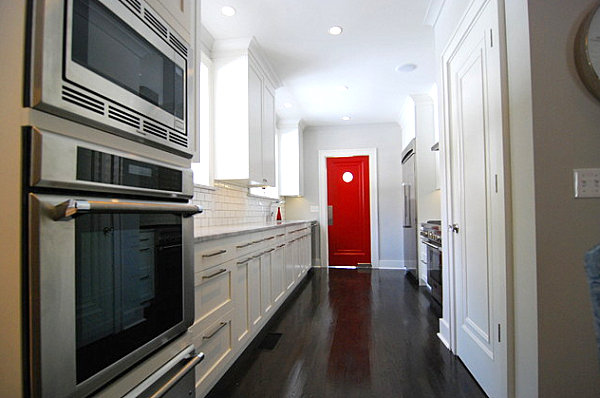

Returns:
318,148,379,268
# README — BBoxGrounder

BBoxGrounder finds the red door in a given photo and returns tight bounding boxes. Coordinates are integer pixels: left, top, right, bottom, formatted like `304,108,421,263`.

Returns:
327,156,371,266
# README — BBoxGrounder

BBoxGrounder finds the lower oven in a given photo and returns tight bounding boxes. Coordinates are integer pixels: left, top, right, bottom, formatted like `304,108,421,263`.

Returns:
420,221,442,308
424,240,442,305
25,127,202,397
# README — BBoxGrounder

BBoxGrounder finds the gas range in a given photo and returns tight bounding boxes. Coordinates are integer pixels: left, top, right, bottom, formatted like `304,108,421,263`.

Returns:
420,220,442,247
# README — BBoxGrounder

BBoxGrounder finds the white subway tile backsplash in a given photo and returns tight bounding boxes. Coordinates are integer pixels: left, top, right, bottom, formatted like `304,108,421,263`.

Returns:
191,182,284,235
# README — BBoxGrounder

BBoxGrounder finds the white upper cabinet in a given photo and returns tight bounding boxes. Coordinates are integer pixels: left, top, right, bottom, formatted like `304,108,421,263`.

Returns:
278,121,303,197
261,82,276,186
213,38,281,187
146,0,193,41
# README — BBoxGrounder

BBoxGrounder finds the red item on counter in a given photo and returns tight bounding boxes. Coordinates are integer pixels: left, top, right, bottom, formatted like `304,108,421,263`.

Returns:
276,207,282,221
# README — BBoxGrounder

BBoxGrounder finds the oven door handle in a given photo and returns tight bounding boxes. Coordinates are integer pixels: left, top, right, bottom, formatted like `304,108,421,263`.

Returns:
52,199,203,221
422,241,441,250
123,345,204,398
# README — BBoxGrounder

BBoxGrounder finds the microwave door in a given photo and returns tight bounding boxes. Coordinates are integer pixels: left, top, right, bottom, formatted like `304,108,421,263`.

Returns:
64,0,187,124
29,193,198,398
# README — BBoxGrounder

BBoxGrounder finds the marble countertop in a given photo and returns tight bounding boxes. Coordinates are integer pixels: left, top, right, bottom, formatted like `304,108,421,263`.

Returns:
194,220,317,242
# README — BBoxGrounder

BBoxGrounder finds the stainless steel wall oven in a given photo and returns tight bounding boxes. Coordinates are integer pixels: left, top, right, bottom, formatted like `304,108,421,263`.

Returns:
25,127,201,397
28,0,193,157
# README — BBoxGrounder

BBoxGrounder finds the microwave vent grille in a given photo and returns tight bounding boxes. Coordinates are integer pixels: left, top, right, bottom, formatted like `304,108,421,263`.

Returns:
169,34,188,57
62,86,105,115
108,106,141,129
143,8,168,39
120,0,141,14
169,131,188,147
143,120,168,139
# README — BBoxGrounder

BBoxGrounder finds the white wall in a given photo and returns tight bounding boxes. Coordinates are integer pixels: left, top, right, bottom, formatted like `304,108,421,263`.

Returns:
504,1,539,397
285,123,404,267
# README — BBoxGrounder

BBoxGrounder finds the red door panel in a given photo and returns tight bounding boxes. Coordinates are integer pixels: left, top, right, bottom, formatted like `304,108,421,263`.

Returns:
327,156,371,266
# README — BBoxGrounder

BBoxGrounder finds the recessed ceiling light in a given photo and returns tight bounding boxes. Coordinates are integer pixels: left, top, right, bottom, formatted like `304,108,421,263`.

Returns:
221,6,236,16
328,26,343,36
283,102,293,109
395,63,418,73
336,85,349,92
341,116,351,121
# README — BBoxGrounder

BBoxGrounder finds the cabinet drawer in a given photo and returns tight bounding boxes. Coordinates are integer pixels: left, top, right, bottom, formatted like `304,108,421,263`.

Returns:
287,225,310,241
195,243,234,271
194,262,233,323
192,313,233,386
233,233,266,258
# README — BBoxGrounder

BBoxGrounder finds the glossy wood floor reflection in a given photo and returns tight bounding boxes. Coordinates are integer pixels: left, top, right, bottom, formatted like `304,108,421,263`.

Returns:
206,269,487,398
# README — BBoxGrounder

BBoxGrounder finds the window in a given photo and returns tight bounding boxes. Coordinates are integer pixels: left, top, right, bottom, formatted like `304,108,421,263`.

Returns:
191,53,213,186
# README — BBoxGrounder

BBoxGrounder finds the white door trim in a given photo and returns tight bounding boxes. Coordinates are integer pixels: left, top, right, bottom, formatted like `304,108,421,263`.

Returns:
318,148,379,268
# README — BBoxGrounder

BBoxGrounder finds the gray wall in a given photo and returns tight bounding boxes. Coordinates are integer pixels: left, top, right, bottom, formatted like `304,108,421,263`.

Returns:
527,0,600,395
285,123,404,267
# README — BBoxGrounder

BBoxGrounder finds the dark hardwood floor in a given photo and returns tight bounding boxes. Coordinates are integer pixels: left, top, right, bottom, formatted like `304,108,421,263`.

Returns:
206,268,487,398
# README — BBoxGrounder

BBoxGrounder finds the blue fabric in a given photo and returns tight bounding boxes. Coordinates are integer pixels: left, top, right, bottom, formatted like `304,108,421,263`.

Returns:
584,244,600,366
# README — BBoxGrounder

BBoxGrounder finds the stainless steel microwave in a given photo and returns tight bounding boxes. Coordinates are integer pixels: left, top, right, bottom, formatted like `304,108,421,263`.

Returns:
28,0,193,158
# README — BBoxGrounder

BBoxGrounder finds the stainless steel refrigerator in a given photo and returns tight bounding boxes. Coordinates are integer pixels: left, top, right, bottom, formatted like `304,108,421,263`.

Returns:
401,139,418,281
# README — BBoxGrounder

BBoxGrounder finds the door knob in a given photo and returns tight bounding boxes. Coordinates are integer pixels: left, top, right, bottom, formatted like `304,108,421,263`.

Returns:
448,223,459,233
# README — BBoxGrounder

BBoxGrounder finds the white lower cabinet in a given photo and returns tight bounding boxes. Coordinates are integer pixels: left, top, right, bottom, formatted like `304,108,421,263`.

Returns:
192,223,313,398
232,258,250,345
247,256,262,328
260,249,273,315
271,244,285,304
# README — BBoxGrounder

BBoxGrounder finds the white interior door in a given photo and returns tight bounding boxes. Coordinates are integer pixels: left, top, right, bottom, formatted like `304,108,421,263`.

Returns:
446,0,508,397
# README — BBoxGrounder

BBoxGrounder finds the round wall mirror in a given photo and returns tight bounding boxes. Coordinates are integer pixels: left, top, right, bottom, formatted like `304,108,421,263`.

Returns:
575,4,600,101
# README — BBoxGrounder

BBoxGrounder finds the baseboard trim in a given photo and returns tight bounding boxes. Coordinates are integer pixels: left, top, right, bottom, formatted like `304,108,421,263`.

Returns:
438,318,451,351
377,260,405,269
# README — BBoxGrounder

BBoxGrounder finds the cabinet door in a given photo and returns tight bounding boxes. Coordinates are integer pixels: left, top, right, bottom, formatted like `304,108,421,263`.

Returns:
232,259,249,345
248,256,262,327
248,63,263,184
261,81,276,186
285,241,296,290
260,250,273,315
271,245,285,303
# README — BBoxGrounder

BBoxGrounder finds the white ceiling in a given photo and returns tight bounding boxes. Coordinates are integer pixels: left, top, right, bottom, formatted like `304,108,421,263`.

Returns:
201,0,437,127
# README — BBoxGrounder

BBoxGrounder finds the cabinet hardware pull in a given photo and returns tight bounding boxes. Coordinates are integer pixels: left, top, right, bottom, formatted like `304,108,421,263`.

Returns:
277,244,286,248
158,244,182,251
264,236,275,241
202,269,227,280
276,234,285,238
203,322,227,340
237,257,253,265
265,249,275,253
236,242,253,248
202,249,227,258
251,240,262,245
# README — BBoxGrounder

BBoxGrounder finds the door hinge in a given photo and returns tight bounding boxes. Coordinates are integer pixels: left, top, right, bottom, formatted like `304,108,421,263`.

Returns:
498,323,501,343
490,29,494,47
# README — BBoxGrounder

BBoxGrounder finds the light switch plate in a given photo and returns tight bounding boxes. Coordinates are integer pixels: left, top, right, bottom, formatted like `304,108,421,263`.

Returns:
310,205,319,213
574,168,600,198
